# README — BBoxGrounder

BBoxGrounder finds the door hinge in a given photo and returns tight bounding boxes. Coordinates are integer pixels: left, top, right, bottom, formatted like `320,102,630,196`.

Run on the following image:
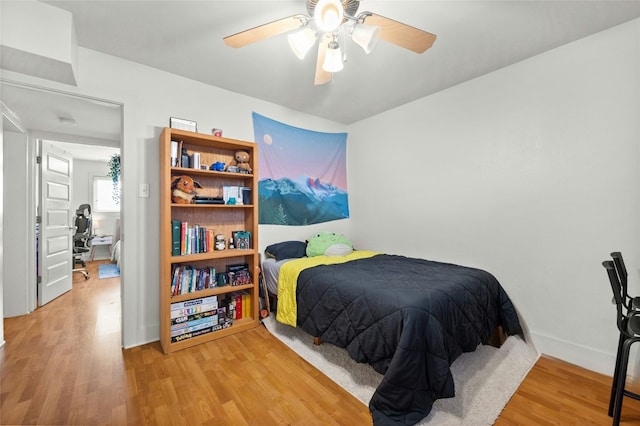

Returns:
37,276,42,285
36,156,42,164
36,215,41,224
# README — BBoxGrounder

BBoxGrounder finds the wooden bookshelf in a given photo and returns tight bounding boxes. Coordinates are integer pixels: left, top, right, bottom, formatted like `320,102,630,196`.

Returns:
159,127,259,354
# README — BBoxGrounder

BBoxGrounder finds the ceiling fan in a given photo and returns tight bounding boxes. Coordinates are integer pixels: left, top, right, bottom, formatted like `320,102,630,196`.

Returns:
223,0,436,85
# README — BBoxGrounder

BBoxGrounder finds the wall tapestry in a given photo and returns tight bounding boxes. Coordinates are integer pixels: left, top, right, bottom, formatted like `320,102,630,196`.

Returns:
252,112,349,226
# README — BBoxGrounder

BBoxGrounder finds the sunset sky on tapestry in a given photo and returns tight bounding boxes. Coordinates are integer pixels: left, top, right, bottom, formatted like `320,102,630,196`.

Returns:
252,112,349,226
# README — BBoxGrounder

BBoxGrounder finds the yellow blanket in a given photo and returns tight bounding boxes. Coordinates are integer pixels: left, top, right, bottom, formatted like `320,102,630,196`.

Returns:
276,251,379,326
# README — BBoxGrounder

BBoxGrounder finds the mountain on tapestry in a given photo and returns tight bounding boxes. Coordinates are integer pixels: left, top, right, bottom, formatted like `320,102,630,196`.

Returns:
259,175,349,226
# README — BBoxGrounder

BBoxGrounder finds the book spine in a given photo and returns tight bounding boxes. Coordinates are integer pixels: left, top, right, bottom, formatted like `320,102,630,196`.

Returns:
170,295,218,311
180,222,187,255
242,291,251,319
170,320,215,337
170,316,215,332
171,221,181,256
235,293,242,320
171,326,214,343
171,310,217,326
170,302,218,319
171,266,180,296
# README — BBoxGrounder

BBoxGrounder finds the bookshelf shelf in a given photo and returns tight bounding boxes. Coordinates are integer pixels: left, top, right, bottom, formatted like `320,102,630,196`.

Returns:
170,249,255,262
170,283,255,303
170,204,254,209
159,127,259,354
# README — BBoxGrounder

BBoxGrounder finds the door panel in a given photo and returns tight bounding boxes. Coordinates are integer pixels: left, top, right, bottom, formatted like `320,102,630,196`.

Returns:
39,141,73,306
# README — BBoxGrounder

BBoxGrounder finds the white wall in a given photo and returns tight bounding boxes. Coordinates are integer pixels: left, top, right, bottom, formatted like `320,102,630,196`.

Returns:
2,131,31,317
0,100,4,346
348,18,640,375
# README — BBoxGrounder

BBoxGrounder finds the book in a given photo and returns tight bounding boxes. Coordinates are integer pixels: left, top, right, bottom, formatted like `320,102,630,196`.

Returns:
235,293,242,320
170,302,218,319
170,319,233,343
171,316,215,332
242,291,251,319
170,309,217,326
233,230,251,250
180,222,187,255
171,220,181,256
171,326,214,343
170,319,215,337
171,265,181,296
170,265,222,295
170,295,217,311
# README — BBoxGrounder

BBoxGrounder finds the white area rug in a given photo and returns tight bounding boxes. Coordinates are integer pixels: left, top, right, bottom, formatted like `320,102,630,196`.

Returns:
262,315,539,425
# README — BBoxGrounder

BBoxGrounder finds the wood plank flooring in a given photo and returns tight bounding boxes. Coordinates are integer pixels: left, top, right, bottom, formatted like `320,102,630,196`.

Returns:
2,260,640,425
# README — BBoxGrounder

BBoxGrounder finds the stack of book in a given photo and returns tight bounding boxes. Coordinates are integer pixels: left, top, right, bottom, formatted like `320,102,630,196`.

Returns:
171,221,214,255
226,291,252,320
170,296,235,343
170,296,219,343
171,265,217,296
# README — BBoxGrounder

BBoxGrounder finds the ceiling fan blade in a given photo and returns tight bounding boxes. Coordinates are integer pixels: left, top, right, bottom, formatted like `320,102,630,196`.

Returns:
363,13,436,54
314,38,332,85
223,16,306,48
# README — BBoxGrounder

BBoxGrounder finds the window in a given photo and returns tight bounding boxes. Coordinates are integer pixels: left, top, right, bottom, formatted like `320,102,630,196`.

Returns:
93,176,120,212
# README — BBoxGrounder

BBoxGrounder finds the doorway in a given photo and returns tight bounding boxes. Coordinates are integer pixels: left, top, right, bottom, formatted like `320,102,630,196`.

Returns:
1,81,123,314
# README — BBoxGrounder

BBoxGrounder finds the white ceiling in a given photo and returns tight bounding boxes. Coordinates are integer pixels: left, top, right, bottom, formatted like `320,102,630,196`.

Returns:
1,82,121,161
2,0,640,146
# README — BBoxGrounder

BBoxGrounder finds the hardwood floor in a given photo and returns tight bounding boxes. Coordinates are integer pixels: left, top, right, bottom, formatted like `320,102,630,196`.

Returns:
496,355,640,425
2,261,640,425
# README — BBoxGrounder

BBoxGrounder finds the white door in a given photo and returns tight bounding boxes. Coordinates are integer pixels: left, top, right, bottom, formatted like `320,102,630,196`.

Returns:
38,141,73,306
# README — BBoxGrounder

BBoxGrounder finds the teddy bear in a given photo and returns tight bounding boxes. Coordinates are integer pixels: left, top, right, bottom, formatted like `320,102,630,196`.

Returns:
171,175,202,204
225,150,252,173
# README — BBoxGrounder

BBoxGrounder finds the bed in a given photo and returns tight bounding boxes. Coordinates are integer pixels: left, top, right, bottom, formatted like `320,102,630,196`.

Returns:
110,239,121,269
262,248,523,425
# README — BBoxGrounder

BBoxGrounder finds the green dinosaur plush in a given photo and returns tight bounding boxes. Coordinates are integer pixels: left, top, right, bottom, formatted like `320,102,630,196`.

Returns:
306,232,353,257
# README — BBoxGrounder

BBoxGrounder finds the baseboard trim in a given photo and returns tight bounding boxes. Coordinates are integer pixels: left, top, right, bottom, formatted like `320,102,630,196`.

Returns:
530,330,615,377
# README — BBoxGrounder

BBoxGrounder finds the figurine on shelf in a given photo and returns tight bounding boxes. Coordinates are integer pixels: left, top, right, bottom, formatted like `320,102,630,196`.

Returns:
171,175,202,204
210,161,225,171
225,150,252,173
215,234,226,250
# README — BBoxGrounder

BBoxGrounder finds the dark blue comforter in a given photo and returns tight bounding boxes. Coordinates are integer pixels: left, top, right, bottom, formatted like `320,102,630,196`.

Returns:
295,254,522,425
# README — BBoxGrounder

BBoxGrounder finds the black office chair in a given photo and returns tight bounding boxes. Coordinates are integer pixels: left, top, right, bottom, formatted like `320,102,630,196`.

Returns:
602,260,640,425
72,204,93,280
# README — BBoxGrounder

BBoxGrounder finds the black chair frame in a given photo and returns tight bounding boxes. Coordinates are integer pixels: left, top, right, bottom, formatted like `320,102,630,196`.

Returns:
603,259,640,425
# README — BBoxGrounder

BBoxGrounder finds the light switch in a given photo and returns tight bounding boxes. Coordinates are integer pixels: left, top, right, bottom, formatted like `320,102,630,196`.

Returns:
138,183,150,198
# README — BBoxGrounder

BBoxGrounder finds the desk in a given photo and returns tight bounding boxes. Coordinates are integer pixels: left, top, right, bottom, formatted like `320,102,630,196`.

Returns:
90,235,113,261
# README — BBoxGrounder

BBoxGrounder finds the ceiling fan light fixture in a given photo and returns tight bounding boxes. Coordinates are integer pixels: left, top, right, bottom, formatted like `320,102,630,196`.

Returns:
314,0,344,32
322,40,344,73
288,28,317,59
351,23,381,54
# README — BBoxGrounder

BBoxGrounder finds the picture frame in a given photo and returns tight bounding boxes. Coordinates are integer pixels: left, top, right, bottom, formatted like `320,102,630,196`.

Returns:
170,117,197,132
